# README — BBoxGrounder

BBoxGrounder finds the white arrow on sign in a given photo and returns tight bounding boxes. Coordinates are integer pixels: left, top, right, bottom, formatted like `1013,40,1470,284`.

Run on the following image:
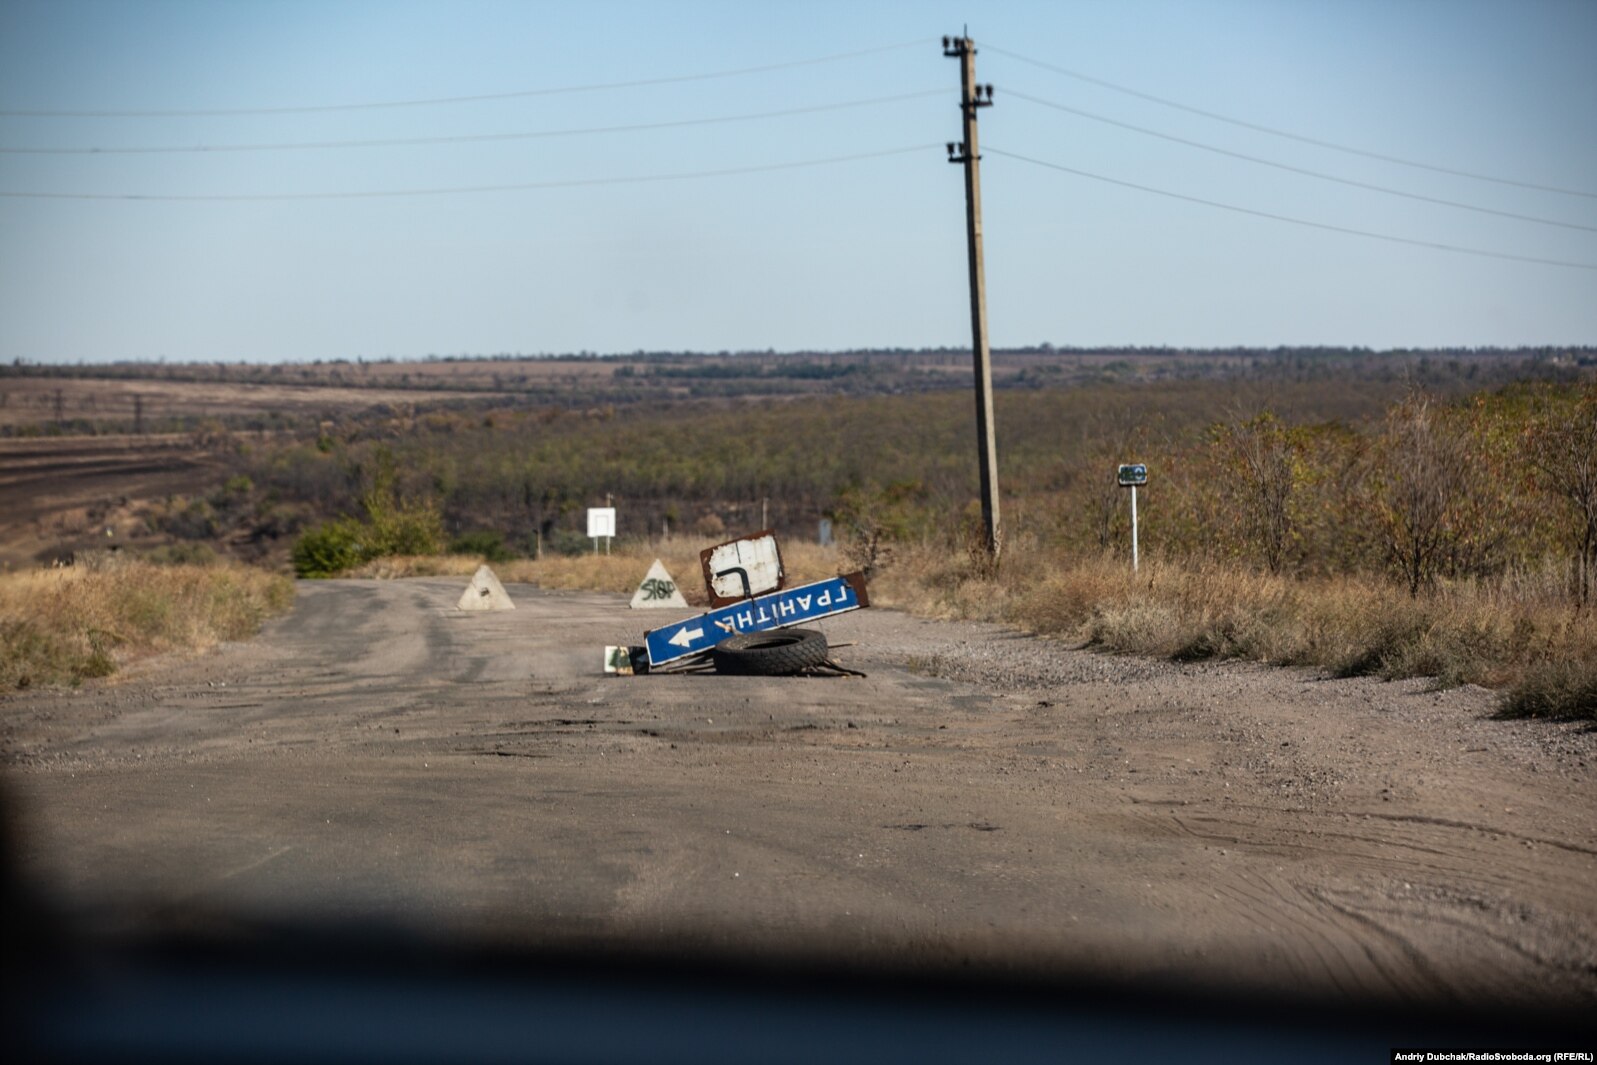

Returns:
667,626,704,649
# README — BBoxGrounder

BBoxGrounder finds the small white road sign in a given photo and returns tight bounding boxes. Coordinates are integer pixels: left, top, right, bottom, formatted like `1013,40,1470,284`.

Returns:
587,507,616,538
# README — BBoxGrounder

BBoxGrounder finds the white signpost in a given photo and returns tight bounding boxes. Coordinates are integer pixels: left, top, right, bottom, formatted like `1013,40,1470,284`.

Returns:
587,507,616,555
1117,464,1147,573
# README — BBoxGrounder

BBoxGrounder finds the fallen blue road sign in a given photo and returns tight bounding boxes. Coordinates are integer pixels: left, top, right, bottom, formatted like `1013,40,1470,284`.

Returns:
645,572,869,668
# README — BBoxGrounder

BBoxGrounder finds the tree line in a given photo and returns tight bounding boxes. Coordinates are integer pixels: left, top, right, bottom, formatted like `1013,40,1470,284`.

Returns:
218,374,1595,608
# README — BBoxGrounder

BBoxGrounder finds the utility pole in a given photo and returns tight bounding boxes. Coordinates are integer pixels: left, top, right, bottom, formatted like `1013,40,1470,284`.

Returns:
944,34,1002,565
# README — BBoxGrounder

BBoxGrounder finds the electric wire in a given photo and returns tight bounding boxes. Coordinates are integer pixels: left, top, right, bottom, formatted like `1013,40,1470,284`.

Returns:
0,38,935,118
1004,89,1597,234
0,90,944,154
984,146,1597,271
0,144,936,201
984,42,1597,201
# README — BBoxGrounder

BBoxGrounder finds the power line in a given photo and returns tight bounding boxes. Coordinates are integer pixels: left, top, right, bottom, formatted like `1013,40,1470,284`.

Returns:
1005,89,1597,234
984,43,1597,201
984,146,1597,272
0,90,944,155
0,144,936,201
0,38,935,118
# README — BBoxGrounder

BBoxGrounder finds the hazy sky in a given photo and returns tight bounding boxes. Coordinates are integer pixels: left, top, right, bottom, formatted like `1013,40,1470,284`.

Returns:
1,0,1593,362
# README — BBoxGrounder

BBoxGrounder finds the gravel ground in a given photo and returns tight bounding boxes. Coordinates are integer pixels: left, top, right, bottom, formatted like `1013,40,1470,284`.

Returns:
3,579,1594,1010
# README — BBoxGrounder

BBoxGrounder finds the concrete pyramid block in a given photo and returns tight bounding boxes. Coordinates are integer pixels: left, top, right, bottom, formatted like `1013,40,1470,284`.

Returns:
629,559,689,609
458,564,515,611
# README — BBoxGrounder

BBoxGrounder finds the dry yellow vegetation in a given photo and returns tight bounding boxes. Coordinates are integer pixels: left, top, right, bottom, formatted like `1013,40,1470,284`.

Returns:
872,540,1597,719
0,558,294,690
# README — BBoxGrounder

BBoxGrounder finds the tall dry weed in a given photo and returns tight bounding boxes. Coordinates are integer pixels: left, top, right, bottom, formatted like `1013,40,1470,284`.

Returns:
879,542,1596,718
0,561,294,690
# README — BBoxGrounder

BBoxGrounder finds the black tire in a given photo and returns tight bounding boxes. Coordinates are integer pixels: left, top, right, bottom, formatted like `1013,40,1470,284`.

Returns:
711,628,829,676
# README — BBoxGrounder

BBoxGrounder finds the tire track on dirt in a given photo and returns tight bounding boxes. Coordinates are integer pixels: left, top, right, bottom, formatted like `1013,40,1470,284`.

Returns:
6,580,1594,1007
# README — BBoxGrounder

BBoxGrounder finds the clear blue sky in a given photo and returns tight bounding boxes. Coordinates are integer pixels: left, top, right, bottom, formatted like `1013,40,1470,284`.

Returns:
1,0,1593,362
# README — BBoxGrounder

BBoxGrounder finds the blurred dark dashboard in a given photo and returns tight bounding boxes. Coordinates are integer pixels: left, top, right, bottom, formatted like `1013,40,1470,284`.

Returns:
10,907,1591,1065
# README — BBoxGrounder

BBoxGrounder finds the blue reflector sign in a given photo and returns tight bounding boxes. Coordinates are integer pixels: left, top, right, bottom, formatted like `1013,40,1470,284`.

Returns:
645,573,868,668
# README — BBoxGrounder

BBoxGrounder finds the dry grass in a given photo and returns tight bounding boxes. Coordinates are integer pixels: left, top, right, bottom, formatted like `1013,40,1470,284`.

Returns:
1498,660,1597,721
875,541,1596,719
0,558,294,690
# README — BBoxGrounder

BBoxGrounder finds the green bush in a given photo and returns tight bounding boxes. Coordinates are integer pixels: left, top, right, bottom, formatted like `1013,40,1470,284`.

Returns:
291,457,448,577
358,458,445,557
449,530,513,562
292,518,367,578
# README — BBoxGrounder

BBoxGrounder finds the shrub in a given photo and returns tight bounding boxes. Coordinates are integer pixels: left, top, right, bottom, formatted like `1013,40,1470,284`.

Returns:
290,464,447,577
831,480,928,579
366,502,443,557
292,518,367,578
449,530,513,562
356,453,445,557
1498,661,1597,721
0,562,294,690
143,542,218,566
160,497,218,540
545,528,593,557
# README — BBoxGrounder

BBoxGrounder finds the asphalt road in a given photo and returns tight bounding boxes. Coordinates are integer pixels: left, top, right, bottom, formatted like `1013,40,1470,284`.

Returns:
5,578,1595,1008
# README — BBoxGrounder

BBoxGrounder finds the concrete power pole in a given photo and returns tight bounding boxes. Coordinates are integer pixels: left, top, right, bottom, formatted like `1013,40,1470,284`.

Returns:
944,34,1002,565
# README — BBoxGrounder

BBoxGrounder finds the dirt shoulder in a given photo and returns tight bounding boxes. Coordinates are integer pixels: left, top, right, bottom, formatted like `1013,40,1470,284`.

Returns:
3,579,1593,1007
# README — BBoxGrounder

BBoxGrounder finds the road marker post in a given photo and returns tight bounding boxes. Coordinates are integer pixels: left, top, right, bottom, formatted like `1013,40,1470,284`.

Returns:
1117,464,1148,574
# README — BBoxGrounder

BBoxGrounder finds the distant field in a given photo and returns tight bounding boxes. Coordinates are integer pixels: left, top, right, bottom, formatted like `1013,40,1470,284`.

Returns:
0,434,238,569
0,350,1159,431
0,374,499,433
8,346,1569,435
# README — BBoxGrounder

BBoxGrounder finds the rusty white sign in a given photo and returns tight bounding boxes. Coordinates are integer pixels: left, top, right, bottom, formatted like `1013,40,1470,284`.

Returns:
699,529,785,607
